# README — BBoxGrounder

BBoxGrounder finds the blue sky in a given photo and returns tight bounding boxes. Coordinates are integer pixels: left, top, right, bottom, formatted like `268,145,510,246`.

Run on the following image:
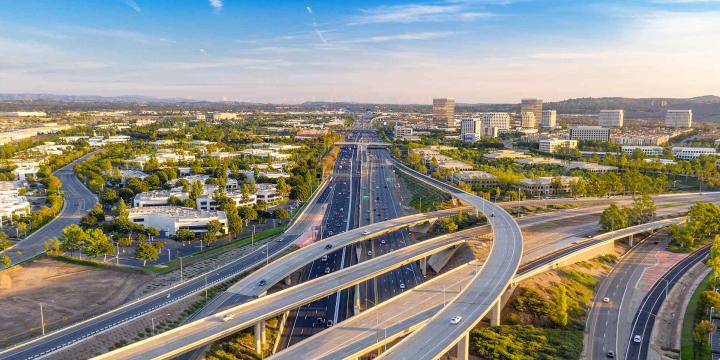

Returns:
0,0,718,103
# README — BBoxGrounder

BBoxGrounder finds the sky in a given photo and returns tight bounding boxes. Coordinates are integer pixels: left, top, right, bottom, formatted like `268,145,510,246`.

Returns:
0,0,718,104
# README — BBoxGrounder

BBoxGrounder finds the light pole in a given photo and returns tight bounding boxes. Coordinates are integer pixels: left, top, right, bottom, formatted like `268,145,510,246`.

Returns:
252,224,256,249
40,303,45,336
205,274,208,300
266,244,269,265
167,249,171,262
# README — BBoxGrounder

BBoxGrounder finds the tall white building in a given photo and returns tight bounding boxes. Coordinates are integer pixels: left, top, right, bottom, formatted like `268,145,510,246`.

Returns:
481,112,511,130
541,110,557,129
599,110,624,127
461,118,483,142
520,112,536,128
665,110,693,128
569,126,610,142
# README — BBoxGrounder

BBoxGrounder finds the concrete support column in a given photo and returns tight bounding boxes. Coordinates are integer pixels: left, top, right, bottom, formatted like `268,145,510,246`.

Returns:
254,321,265,354
420,257,427,276
356,246,362,260
284,275,292,286
629,234,634,247
490,300,501,327
354,283,362,315
457,332,469,360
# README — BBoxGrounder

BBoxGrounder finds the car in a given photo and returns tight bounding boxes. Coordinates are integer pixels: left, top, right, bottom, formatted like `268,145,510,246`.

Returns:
324,267,331,274
321,255,328,262
603,297,610,303
257,280,267,287
362,230,370,235
325,244,333,249
587,235,593,238
399,283,405,289
384,217,388,221
490,213,495,217
380,239,386,244
633,335,642,343
326,320,334,327
450,316,462,325
328,231,334,236
606,351,615,358
222,314,235,322
367,250,373,256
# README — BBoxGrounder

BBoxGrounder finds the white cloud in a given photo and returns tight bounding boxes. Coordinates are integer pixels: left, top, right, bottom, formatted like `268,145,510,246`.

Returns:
123,0,141,13
199,48,208,55
306,6,313,14
209,0,223,13
350,3,493,24
65,26,172,44
339,31,455,44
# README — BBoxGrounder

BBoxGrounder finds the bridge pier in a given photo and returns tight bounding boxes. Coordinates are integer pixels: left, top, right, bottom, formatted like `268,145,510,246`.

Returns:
354,283,362,315
420,257,427,276
490,300,501,326
457,333,469,360
629,234,634,247
284,275,292,286
254,321,265,354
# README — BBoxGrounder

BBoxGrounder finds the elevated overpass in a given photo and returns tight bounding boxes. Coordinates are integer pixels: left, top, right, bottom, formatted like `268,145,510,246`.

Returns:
273,215,687,360
379,155,523,360
93,229,481,360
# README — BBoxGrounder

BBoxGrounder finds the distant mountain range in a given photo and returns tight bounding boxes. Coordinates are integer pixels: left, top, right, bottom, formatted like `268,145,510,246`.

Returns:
1,93,719,122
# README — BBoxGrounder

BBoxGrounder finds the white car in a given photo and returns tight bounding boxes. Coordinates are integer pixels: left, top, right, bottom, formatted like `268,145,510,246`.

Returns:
380,239,386,244
603,297,610,303
399,283,406,290
362,230,370,235
367,250,373,256
450,316,462,325
633,335,642,343
222,314,235,322
326,320,334,327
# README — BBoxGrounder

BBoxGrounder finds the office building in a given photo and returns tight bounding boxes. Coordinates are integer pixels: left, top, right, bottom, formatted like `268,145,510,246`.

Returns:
128,206,228,236
449,171,498,187
539,138,578,153
541,110,557,129
394,126,413,139
461,118,483,142
621,146,664,156
516,176,579,195
520,112,536,128
432,98,456,128
521,99,543,126
133,190,189,207
197,192,257,211
569,126,610,142
599,110,624,127
672,147,717,160
481,112,511,130
665,110,693,128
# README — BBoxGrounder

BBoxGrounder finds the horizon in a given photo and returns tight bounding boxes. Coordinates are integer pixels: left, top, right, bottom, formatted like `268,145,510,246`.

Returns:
0,1,718,103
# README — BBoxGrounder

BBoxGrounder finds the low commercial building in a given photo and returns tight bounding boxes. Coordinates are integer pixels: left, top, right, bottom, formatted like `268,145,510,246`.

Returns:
196,192,257,211
539,138,578,153
448,171,498,187
0,195,30,227
611,134,669,146
484,150,531,160
520,112,536,128
133,190,189,207
569,126,610,142
515,176,579,195
256,183,283,203
672,147,717,160
517,158,617,173
128,206,228,236
239,148,291,160
436,159,474,172
394,126,414,140
621,146,663,156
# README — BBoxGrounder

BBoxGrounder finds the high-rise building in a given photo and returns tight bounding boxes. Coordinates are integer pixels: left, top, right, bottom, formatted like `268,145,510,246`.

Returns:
665,110,693,128
520,112,536,128
461,118,483,142
599,110,624,127
569,126,610,142
521,98,543,126
433,98,456,127
481,112,511,130
541,110,557,129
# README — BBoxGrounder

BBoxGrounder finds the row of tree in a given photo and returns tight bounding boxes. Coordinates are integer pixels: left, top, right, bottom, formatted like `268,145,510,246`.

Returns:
599,195,656,231
669,202,720,249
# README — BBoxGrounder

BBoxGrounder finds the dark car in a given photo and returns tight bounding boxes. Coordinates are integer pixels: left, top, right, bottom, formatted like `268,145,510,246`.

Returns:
258,280,266,287
606,351,615,358
325,244,333,249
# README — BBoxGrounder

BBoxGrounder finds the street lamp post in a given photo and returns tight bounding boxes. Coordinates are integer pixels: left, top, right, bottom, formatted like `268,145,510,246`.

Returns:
39,303,45,336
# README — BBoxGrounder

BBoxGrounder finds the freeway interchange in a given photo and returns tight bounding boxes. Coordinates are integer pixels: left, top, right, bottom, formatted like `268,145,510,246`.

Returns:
2,126,717,360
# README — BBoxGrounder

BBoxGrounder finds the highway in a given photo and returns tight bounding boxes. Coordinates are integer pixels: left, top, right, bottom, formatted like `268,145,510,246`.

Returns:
378,156,523,360
0,152,98,268
93,225,472,359
625,245,710,360
0,171,335,360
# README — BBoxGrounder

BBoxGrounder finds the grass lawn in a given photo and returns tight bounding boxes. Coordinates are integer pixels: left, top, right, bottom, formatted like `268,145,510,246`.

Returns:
681,272,712,360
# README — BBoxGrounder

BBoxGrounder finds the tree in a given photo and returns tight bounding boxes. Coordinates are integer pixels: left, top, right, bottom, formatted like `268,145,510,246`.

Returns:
135,242,158,266
550,285,569,327
599,204,627,231
61,224,90,257
1,255,10,268
273,207,289,220
701,291,720,311
694,319,716,350
84,228,115,262
16,221,28,238
42,237,61,256
190,180,204,200
100,189,119,205
276,178,290,196
0,233,12,251
290,183,311,201
175,229,196,243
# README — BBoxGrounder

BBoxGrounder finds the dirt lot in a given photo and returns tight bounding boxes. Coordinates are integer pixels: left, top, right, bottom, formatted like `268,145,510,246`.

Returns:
0,258,150,345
